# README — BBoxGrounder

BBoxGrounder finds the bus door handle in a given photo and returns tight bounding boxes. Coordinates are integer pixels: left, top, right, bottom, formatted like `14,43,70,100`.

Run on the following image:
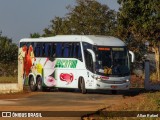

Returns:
87,72,89,77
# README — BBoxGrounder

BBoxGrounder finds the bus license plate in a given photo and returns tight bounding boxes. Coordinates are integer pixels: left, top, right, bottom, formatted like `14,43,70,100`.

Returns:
111,85,117,88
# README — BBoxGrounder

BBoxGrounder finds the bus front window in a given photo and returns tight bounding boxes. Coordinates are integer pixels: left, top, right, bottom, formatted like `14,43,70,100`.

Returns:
96,47,129,76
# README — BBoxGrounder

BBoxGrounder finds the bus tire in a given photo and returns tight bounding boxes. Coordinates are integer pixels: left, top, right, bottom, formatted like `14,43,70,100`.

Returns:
81,78,87,94
111,90,117,94
37,76,43,91
29,76,37,92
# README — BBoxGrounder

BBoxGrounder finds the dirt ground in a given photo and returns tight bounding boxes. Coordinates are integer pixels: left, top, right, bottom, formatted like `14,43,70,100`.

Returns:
0,91,41,99
0,75,146,120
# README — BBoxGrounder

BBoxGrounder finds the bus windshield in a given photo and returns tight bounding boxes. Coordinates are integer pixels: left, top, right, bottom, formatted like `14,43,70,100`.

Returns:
96,47,129,76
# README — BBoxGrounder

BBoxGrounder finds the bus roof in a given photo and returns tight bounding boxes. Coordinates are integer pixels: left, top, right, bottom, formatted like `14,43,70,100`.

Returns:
20,35,126,46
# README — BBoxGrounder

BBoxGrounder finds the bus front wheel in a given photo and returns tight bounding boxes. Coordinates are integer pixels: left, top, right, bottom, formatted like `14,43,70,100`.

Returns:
29,76,37,92
80,78,87,94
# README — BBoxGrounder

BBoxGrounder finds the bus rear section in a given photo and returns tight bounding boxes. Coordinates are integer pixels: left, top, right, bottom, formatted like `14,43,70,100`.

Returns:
18,40,85,91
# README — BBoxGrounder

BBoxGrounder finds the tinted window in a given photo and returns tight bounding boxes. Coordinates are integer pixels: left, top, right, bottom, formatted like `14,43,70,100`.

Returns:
82,42,92,51
63,43,70,57
20,42,26,47
20,42,82,61
56,43,62,57
75,43,82,60
84,50,93,72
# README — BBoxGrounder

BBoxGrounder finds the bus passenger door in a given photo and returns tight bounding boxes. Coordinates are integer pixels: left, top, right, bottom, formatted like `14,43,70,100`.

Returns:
84,49,95,88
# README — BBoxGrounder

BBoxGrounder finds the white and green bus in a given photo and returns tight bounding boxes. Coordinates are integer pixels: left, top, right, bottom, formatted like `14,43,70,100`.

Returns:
18,35,134,94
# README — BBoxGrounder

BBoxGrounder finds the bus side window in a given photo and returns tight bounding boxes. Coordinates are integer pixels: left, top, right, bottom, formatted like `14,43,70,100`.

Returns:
20,42,26,47
69,43,73,57
44,43,51,57
56,43,62,57
82,42,92,50
63,43,69,58
34,43,43,57
72,43,82,61
72,43,77,58
78,45,82,61
48,43,52,57
51,43,56,57
31,42,34,49
39,43,43,57
76,43,82,61
35,44,40,57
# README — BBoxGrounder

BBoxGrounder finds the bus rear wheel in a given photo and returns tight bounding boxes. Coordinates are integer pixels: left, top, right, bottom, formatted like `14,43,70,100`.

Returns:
37,76,43,91
29,76,37,92
80,78,87,94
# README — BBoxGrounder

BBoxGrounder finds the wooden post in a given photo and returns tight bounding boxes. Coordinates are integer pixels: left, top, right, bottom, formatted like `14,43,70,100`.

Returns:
144,60,150,90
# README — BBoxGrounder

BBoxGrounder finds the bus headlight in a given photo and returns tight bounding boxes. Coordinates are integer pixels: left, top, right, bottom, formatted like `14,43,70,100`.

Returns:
126,79,129,82
96,77,101,81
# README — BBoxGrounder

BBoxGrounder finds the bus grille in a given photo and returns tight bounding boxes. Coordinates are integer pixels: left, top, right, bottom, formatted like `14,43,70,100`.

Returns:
101,80,126,84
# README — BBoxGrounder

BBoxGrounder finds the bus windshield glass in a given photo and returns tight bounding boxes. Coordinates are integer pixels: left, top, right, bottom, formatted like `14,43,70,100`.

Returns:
96,47,129,76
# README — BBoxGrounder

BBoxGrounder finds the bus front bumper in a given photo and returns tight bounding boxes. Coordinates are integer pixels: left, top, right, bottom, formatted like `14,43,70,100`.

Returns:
95,80,130,90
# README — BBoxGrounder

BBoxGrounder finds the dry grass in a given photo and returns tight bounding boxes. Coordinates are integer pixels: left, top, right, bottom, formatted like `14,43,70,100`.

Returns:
150,72,159,82
83,91,160,120
0,76,18,83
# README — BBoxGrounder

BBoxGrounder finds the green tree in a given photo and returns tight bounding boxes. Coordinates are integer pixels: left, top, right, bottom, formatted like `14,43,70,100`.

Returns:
30,33,41,38
117,0,160,79
43,17,71,36
43,0,117,36
0,32,18,76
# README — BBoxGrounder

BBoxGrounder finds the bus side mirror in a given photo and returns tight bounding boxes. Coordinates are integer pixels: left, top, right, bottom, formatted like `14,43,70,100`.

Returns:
129,51,135,62
86,49,96,62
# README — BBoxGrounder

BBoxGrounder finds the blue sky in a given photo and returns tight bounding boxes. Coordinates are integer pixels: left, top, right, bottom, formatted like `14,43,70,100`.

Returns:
0,0,120,43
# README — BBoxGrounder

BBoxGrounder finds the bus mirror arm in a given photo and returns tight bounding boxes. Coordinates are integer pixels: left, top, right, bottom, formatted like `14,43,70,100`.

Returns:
129,51,135,62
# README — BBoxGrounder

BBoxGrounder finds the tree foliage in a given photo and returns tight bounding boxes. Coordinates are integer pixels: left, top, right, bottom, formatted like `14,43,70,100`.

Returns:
117,0,160,79
117,0,160,51
0,32,18,76
43,0,117,36
30,33,41,38
0,32,18,64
